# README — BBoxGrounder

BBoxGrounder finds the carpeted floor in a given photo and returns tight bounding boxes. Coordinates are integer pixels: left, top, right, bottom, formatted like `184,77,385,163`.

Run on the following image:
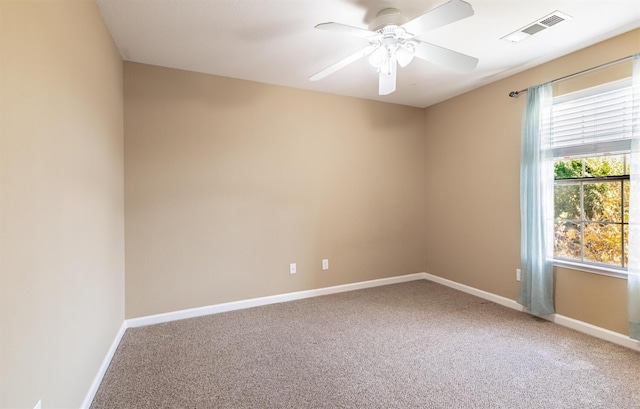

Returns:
90,280,640,408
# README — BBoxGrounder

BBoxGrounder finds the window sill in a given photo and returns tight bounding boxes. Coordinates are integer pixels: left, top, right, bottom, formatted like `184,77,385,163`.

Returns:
553,259,628,280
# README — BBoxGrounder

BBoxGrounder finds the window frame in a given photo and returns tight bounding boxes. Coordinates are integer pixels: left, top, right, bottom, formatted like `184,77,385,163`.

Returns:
549,78,634,278
553,169,629,272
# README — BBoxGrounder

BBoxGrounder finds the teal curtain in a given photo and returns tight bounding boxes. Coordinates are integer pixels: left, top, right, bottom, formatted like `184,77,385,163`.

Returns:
519,82,555,316
628,53,640,340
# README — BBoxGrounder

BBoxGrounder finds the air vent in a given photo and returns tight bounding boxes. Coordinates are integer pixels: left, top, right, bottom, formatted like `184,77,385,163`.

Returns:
501,11,572,43
539,14,565,27
521,24,546,36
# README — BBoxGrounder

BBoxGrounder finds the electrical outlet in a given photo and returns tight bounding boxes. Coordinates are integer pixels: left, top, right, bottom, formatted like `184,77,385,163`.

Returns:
516,268,522,281
289,263,296,275
322,259,329,270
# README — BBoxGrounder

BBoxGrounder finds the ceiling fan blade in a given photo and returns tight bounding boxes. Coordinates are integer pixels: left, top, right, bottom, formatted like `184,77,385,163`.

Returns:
379,59,397,95
315,22,377,39
310,45,377,82
413,40,478,72
401,0,474,37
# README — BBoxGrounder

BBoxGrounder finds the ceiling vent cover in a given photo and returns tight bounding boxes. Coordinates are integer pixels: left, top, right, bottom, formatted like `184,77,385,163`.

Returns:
502,11,572,43
539,14,566,27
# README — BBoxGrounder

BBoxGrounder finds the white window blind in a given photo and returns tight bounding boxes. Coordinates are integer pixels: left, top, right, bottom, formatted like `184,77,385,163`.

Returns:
550,78,635,157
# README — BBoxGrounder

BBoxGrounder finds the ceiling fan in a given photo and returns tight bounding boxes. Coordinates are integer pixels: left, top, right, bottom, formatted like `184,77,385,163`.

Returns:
309,0,478,95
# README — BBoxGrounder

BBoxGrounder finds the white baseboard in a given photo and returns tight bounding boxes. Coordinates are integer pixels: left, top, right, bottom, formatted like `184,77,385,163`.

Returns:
127,273,427,328
84,271,640,409
80,321,128,409
549,313,640,350
422,272,640,352
422,273,526,312
82,273,425,408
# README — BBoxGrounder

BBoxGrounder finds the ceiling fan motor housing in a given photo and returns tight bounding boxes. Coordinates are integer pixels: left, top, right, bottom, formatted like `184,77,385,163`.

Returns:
368,8,409,32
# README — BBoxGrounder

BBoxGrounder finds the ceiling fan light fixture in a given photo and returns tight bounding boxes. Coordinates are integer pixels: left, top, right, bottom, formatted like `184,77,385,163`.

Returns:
369,47,388,69
396,42,416,67
369,36,416,72
370,51,395,76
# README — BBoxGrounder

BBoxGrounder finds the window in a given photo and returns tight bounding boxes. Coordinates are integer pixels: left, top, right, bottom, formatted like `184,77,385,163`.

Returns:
554,154,629,268
550,78,634,272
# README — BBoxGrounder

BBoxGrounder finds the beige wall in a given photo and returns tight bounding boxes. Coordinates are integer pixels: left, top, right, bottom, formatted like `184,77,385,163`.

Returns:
423,29,640,334
0,1,124,408
0,4,634,404
124,62,426,318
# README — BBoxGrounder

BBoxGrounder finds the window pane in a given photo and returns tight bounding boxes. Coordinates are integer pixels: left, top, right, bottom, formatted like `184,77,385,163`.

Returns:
583,222,622,267
554,158,583,178
554,221,581,261
584,155,626,177
554,183,581,220
583,181,622,222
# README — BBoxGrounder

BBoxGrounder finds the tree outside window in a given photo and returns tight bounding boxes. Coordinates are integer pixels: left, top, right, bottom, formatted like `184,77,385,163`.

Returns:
553,154,629,268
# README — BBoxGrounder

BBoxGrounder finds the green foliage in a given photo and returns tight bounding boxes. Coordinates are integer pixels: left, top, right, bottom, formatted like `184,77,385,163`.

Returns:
585,156,625,177
554,159,582,179
553,154,629,268
554,156,626,179
554,184,579,219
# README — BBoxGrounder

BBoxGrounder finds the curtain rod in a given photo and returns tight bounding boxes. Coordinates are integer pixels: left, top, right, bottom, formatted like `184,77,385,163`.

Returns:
507,54,635,98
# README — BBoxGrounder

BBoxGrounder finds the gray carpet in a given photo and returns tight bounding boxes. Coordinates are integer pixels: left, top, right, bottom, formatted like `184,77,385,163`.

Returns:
90,280,640,408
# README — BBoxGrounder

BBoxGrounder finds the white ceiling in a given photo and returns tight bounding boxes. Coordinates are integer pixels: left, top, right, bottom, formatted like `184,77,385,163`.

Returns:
95,0,640,108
